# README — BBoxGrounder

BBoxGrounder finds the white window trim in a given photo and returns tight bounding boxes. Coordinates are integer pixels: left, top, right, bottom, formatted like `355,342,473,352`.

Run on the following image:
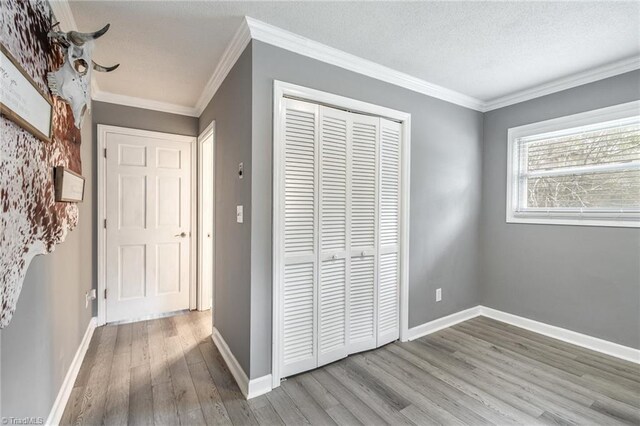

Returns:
506,100,640,228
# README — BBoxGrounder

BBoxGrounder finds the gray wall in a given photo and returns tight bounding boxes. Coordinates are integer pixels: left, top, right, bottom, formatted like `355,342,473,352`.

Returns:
3,41,636,420
92,101,199,137
199,44,254,374
1,111,94,419
480,70,640,349
1,100,199,419
249,40,484,378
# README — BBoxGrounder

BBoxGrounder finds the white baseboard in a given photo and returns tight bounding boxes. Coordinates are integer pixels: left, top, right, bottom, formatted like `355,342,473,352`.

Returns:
212,304,638,402
407,305,639,365
407,306,482,341
211,327,272,399
478,306,640,365
247,373,273,399
46,316,97,426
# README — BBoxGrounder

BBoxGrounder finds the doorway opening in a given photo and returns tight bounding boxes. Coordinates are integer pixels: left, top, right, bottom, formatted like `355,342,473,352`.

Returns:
97,124,206,325
198,121,215,313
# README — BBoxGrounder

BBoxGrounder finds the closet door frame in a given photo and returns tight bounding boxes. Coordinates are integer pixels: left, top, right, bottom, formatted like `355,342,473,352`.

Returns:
272,81,411,389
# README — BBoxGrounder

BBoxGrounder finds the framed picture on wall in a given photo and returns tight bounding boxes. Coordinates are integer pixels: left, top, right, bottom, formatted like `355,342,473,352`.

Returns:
54,166,85,202
0,43,53,142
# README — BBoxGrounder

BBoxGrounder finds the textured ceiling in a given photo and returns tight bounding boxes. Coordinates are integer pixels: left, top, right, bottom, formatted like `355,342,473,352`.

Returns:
69,1,640,109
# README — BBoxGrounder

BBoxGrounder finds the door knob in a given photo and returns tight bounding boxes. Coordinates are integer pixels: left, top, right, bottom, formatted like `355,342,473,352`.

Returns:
207,233,211,238
175,232,187,238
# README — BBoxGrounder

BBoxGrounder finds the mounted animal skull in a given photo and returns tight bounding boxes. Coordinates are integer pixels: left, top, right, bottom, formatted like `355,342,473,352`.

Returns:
48,24,119,128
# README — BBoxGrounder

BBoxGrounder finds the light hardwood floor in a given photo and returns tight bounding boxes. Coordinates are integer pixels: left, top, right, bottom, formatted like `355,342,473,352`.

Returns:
61,311,640,425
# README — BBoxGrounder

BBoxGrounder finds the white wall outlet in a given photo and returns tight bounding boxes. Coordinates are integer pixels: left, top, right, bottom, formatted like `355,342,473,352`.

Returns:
237,205,244,223
436,288,442,302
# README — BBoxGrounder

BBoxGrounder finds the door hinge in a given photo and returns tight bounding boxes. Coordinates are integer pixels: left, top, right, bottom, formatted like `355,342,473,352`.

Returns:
104,219,107,229
104,289,107,299
103,148,107,158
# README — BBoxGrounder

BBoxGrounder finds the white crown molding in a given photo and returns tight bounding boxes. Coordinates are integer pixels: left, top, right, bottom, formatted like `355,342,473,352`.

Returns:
91,16,251,118
245,17,485,112
194,19,252,115
52,1,640,118
483,56,640,112
49,0,198,117
92,89,199,117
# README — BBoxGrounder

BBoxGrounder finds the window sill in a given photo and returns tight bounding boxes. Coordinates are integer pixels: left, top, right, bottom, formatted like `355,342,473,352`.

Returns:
506,214,640,228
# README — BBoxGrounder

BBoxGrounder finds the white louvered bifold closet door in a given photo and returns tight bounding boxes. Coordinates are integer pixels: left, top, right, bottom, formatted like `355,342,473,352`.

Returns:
348,114,380,354
280,98,319,378
317,106,351,366
377,118,401,346
279,98,403,380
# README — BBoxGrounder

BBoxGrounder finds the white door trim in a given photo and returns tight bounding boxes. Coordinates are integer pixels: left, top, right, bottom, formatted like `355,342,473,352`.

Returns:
271,81,412,389
97,124,197,326
197,121,215,312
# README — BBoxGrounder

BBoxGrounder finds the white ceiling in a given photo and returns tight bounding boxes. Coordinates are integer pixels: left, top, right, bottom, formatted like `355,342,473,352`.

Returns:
68,1,640,112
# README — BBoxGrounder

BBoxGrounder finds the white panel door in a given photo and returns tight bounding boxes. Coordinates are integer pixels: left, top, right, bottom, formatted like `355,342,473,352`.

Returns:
105,131,192,323
348,114,380,354
280,98,319,377
378,119,401,346
317,106,350,366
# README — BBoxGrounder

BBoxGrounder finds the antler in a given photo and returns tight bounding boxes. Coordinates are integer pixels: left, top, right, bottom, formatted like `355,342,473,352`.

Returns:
92,61,120,72
68,24,110,46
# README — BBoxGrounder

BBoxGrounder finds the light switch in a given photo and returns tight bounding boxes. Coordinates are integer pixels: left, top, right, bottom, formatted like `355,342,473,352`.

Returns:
237,205,243,223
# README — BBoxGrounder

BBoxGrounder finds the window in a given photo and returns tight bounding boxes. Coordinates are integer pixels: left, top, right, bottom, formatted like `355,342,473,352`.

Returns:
507,101,640,227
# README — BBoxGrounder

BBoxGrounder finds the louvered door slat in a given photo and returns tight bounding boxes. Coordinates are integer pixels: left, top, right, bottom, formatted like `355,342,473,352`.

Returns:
319,259,346,358
351,121,377,248
349,256,375,345
378,119,401,345
281,98,318,377
318,107,350,366
349,115,379,354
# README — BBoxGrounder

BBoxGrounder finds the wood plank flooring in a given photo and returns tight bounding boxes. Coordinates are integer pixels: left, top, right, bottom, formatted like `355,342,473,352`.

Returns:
61,312,640,425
